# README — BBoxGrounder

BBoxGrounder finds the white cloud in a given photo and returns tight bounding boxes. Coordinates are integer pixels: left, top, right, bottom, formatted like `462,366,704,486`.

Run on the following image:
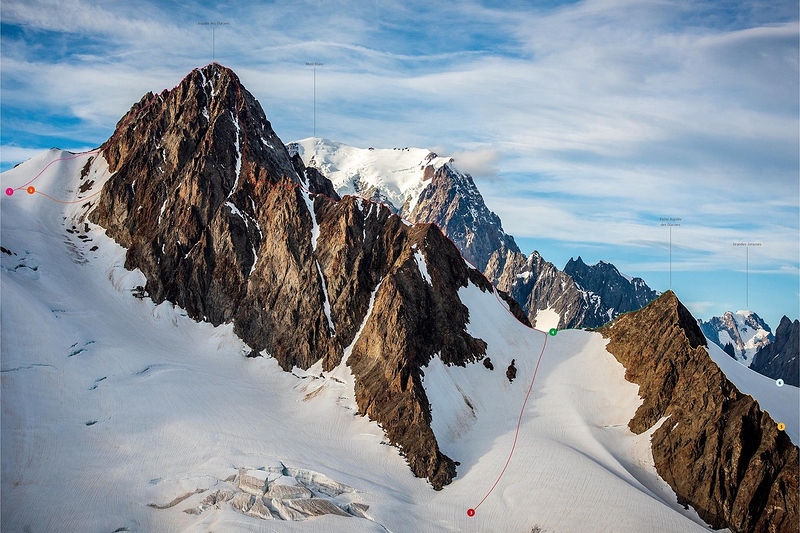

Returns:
0,0,796,317
0,146,51,167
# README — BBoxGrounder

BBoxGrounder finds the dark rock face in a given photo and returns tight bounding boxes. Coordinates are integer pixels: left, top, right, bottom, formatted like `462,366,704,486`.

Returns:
751,316,799,387
88,63,492,489
600,292,798,533
506,359,516,383
408,164,519,272
723,342,737,359
486,251,659,330
563,257,658,320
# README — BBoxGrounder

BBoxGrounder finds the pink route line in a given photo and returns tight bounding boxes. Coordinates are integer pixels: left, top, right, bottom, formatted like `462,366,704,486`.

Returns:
7,92,161,194
290,170,554,518
468,329,549,517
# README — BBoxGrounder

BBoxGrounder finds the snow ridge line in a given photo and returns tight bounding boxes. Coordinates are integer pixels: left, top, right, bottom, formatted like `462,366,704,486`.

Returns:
6,91,162,197
470,330,549,516
1,63,230,203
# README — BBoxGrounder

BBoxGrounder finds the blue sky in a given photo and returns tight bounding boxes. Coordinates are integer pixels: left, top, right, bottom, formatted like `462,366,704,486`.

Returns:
1,0,798,328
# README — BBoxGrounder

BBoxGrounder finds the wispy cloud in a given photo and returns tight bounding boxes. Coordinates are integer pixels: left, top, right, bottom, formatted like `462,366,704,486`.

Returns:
1,0,797,320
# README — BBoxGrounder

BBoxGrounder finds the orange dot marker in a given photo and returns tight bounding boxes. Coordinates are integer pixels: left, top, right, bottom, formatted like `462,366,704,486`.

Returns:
778,422,786,431
26,186,35,194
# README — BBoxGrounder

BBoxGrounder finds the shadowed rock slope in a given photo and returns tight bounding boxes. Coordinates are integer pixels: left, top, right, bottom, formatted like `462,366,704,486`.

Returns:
89,63,496,489
751,316,799,387
600,291,798,533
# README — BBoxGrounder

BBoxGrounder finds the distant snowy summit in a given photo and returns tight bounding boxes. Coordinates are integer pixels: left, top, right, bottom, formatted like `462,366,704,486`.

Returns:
287,138,452,215
699,310,774,365
288,137,520,272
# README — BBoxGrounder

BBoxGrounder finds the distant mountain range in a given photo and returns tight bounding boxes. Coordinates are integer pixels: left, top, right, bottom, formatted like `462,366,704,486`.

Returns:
698,310,799,385
293,137,798,389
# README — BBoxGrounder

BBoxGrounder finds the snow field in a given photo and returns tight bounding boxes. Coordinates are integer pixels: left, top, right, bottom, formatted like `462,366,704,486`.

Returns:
292,138,451,214
423,283,721,532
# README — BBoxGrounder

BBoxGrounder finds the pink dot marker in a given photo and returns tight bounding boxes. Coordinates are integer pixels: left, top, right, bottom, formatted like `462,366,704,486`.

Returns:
5,188,13,196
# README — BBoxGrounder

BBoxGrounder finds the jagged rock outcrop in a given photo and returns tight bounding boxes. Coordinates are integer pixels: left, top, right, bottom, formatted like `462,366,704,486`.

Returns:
486,249,588,329
88,63,493,489
564,256,658,317
407,163,519,271
700,311,775,367
600,291,798,533
486,250,660,330
751,316,799,387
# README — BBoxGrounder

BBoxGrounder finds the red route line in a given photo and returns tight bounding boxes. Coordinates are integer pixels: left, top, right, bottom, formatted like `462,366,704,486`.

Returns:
32,188,104,205
16,149,100,190
470,329,548,515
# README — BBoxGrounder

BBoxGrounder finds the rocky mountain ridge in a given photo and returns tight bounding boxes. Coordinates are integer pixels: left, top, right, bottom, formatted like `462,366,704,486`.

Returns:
88,62,508,489
485,250,659,329
564,256,659,319
290,138,520,272
295,139,660,330
600,292,798,533
78,63,796,525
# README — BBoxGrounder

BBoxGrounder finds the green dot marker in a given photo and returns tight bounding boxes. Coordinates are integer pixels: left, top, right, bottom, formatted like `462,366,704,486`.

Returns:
548,328,558,336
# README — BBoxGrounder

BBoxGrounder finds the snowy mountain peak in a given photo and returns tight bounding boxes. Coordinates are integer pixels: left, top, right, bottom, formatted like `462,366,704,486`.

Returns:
290,137,519,271
288,137,452,214
698,310,773,366
4,63,798,533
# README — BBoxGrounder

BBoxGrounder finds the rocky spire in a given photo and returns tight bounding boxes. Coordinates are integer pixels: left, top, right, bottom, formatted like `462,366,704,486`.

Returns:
751,316,799,386
88,63,496,489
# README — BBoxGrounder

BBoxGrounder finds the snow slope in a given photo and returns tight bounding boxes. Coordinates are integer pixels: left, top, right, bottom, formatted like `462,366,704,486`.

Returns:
289,138,451,214
706,340,799,444
2,149,727,532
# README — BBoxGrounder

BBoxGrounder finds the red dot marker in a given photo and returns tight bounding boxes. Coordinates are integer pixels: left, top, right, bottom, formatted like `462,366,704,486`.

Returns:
26,186,35,194
467,508,475,517
5,188,13,196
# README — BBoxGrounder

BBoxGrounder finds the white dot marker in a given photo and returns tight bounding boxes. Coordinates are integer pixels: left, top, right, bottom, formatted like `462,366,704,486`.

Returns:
776,379,785,387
